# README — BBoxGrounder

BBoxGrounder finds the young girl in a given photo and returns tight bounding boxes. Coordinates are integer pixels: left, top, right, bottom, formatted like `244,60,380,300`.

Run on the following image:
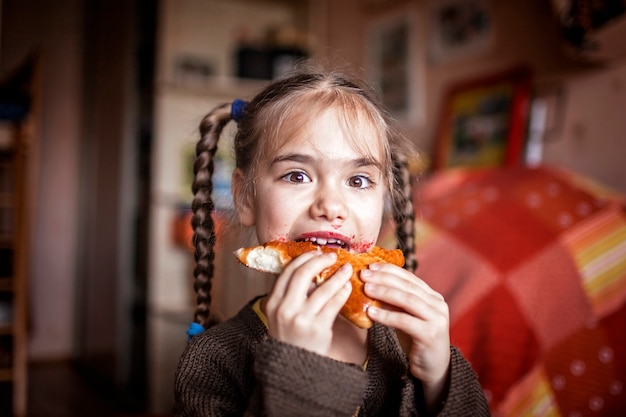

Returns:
174,69,490,416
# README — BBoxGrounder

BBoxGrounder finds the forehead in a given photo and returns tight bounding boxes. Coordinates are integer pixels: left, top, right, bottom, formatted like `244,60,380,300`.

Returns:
265,103,386,164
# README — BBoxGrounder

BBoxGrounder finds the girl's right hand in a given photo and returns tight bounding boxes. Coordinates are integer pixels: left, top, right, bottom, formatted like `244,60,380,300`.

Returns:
264,251,353,357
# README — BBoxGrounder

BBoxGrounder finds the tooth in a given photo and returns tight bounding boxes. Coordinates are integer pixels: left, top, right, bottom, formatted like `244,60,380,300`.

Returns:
316,237,328,245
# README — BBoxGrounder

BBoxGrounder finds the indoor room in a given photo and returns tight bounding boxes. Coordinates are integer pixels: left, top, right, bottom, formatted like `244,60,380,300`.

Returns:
1,0,625,416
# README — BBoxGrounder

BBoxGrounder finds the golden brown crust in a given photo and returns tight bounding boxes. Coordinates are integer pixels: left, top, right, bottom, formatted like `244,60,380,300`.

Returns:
234,241,405,328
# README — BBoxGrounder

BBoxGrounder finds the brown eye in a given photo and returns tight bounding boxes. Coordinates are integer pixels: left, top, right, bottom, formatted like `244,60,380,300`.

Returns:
348,175,371,189
283,171,311,183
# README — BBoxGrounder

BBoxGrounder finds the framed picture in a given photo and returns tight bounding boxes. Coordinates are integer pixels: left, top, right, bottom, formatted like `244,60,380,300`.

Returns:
432,67,532,170
367,10,422,123
428,0,494,64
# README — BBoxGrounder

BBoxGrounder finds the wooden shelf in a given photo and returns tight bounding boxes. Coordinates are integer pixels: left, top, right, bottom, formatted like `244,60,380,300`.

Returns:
158,76,269,101
0,54,38,417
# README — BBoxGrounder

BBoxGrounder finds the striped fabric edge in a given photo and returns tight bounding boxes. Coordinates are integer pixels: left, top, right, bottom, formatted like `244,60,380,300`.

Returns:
561,205,626,316
496,366,561,417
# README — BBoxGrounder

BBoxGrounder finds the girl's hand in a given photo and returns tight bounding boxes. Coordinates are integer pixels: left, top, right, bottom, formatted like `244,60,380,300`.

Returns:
264,251,353,357
361,264,451,410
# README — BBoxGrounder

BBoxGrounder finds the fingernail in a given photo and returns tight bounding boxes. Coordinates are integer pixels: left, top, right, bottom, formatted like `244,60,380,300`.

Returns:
364,282,376,293
369,263,381,270
368,306,379,317
360,269,372,278
339,263,352,273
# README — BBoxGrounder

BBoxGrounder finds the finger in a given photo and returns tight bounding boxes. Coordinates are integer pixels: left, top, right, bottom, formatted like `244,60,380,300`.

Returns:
362,265,444,301
268,250,320,300
318,279,352,324
363,278,448,321
305,262,353,316
367,303,421,332
367,303,449,345
268,252,338,310
283,252,338,301
368,263,434,292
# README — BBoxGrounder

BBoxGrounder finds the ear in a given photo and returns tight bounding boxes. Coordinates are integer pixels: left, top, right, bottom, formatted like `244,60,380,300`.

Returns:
231,168,256,227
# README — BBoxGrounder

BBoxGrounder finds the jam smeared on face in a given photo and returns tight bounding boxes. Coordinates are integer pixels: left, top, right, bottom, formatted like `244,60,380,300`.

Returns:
349,241,374,253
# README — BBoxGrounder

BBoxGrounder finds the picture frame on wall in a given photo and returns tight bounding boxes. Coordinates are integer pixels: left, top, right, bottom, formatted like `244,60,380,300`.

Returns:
367,10,422,124
428,0,494,64
432,67,532,171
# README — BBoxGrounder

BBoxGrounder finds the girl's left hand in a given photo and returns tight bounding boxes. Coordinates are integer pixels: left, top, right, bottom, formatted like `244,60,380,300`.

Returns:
361,263,450,409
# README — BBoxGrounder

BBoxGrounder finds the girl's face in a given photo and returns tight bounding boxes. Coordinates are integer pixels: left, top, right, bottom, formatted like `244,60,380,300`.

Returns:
234,107,386,253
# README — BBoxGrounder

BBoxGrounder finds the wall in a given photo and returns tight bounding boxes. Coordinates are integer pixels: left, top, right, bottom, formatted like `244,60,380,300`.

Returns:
542,62,626,193
420,0,626,193
337,0,626,193
1,0,83,360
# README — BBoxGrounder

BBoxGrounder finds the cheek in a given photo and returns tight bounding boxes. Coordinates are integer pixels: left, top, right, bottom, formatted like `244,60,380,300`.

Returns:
350,193,385,240
253,195,297,242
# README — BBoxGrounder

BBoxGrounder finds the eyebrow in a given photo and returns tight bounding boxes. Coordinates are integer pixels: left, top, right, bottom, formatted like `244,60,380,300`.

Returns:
271,153,383,170
271,153,312,165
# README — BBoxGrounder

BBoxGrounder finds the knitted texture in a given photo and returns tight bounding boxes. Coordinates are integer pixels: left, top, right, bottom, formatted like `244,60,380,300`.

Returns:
174,297,490,416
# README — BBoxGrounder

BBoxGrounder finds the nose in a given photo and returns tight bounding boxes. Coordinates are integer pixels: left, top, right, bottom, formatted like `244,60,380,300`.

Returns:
310,182,348,222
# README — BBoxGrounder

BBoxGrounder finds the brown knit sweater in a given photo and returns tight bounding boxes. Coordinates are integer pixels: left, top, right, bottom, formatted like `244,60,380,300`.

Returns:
174,297,490,416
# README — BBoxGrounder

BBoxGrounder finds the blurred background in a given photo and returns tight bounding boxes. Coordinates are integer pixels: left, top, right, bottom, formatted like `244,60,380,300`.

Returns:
1,0,625,416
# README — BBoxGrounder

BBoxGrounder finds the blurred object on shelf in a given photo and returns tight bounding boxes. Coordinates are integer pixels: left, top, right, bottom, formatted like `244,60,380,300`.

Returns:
551,0,626,62
235,24,309,80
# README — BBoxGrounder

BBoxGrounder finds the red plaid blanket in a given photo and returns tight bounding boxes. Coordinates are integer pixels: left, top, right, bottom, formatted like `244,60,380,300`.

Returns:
384,165,626,416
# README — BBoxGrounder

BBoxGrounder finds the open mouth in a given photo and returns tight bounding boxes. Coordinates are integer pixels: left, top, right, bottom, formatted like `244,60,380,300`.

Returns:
298,236,348,250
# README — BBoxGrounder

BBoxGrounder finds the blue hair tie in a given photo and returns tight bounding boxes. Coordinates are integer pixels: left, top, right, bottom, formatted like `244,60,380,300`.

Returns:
231,99,248,122
186,322,205,341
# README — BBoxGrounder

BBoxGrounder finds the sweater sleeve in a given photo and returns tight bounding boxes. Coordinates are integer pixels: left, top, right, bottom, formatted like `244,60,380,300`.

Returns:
435,346,491,417
252,337,369,417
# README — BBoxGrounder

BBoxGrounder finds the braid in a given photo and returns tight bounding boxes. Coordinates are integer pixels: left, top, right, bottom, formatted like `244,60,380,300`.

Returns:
392,152,417,273
190,102,232,329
